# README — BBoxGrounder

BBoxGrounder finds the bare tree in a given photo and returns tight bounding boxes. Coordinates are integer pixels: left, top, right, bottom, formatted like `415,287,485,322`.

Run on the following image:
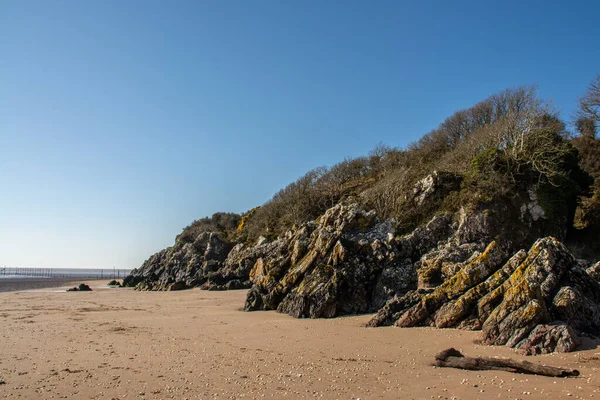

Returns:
575,116,597,139
576,74,600,137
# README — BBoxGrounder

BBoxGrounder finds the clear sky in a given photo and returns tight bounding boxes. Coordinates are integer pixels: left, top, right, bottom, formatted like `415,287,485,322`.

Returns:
1,0,599,269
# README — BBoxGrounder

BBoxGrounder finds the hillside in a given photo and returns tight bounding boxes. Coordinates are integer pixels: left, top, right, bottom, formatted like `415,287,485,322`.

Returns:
124,76,600,354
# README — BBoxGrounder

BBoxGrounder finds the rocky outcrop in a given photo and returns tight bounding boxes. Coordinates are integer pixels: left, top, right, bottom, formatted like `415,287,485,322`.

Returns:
67,283,92,292
203,238,287,290
515,323,580,355
412,171,462,206
240,172,588,329
369,237,600,354
123,229,289,291
124,168,599,354
123,232,235,290
244,203,456,318
587,261,600,281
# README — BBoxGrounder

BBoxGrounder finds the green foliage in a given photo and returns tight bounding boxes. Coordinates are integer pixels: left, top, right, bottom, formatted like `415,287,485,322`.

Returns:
572,136,600,181
242,157,382,240
460,148,513,206
174,83,598,252
177,212,241,244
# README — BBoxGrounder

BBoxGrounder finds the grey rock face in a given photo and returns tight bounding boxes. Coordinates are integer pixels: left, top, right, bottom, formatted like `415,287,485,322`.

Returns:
587,262,600,281
515,323,580,355
124,232,236,291
123,226,291,292
412,171,461,206
243,203,455,318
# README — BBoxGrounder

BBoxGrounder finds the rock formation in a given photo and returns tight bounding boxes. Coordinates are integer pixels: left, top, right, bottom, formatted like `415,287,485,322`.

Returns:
67,283,92,292
587,261,600,281
123,232,232,290
123,229,288,291
369,237,600,354
243,202,460,317
123,169,600,354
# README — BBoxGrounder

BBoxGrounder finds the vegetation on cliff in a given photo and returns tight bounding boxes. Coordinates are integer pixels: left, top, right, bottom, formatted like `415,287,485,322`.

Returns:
235,82,598,249
157,76,600,253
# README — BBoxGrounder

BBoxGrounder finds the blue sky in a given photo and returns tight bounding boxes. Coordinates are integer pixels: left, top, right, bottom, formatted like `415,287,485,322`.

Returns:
1,0,599,269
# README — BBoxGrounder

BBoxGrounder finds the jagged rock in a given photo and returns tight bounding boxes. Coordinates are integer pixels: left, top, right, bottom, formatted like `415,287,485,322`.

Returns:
395,241,508,328
167,281,188,291
553,268,600,333
209,239,288,290
481,238,574,347
395,214,454,260
366,290,424,327
417,242,485,289
515,323,580,355
520,188,546,223
123,232,239,291
244,203,455,318
412,171,461,206
372,260,416,310
587,262,600,281
370,236,600,354
243,197,579,327
434,249,527,330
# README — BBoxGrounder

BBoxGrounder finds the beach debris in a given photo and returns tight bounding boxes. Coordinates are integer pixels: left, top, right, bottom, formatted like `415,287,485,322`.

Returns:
67,284,93,292
434,348,579,377
107,280,122,287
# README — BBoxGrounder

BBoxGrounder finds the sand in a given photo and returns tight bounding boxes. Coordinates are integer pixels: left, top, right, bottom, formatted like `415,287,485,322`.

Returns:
0,284,599,399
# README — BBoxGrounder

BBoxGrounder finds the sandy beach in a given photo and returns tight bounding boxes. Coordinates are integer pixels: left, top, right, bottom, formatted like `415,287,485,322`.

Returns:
0,285,598,400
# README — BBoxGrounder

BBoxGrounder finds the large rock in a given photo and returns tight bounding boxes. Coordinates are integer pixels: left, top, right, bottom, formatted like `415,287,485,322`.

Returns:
587,261,600,281
202,238,287,291
412,171,461,206
123,227,289,292
369,237,600,354
515,323,580,355
395,241,509,328
67,283,93,292
123,232,236,291
244,203,455,318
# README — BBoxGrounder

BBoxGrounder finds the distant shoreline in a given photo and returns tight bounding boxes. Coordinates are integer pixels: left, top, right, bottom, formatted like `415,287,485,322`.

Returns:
0,278,108,293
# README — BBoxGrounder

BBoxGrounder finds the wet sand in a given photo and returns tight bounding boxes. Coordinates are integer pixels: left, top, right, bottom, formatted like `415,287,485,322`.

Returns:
0,278,106,293
0,286,599,399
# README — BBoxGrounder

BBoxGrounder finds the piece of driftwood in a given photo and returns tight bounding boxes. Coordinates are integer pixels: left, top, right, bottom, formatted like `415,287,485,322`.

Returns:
434,348,579,377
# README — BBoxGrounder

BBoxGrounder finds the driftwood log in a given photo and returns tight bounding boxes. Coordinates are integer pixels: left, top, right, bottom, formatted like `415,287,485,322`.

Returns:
434,348,579,377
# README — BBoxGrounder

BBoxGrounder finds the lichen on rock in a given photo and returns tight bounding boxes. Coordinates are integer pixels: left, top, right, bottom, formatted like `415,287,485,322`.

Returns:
243,203,453,318
370,236,600,354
